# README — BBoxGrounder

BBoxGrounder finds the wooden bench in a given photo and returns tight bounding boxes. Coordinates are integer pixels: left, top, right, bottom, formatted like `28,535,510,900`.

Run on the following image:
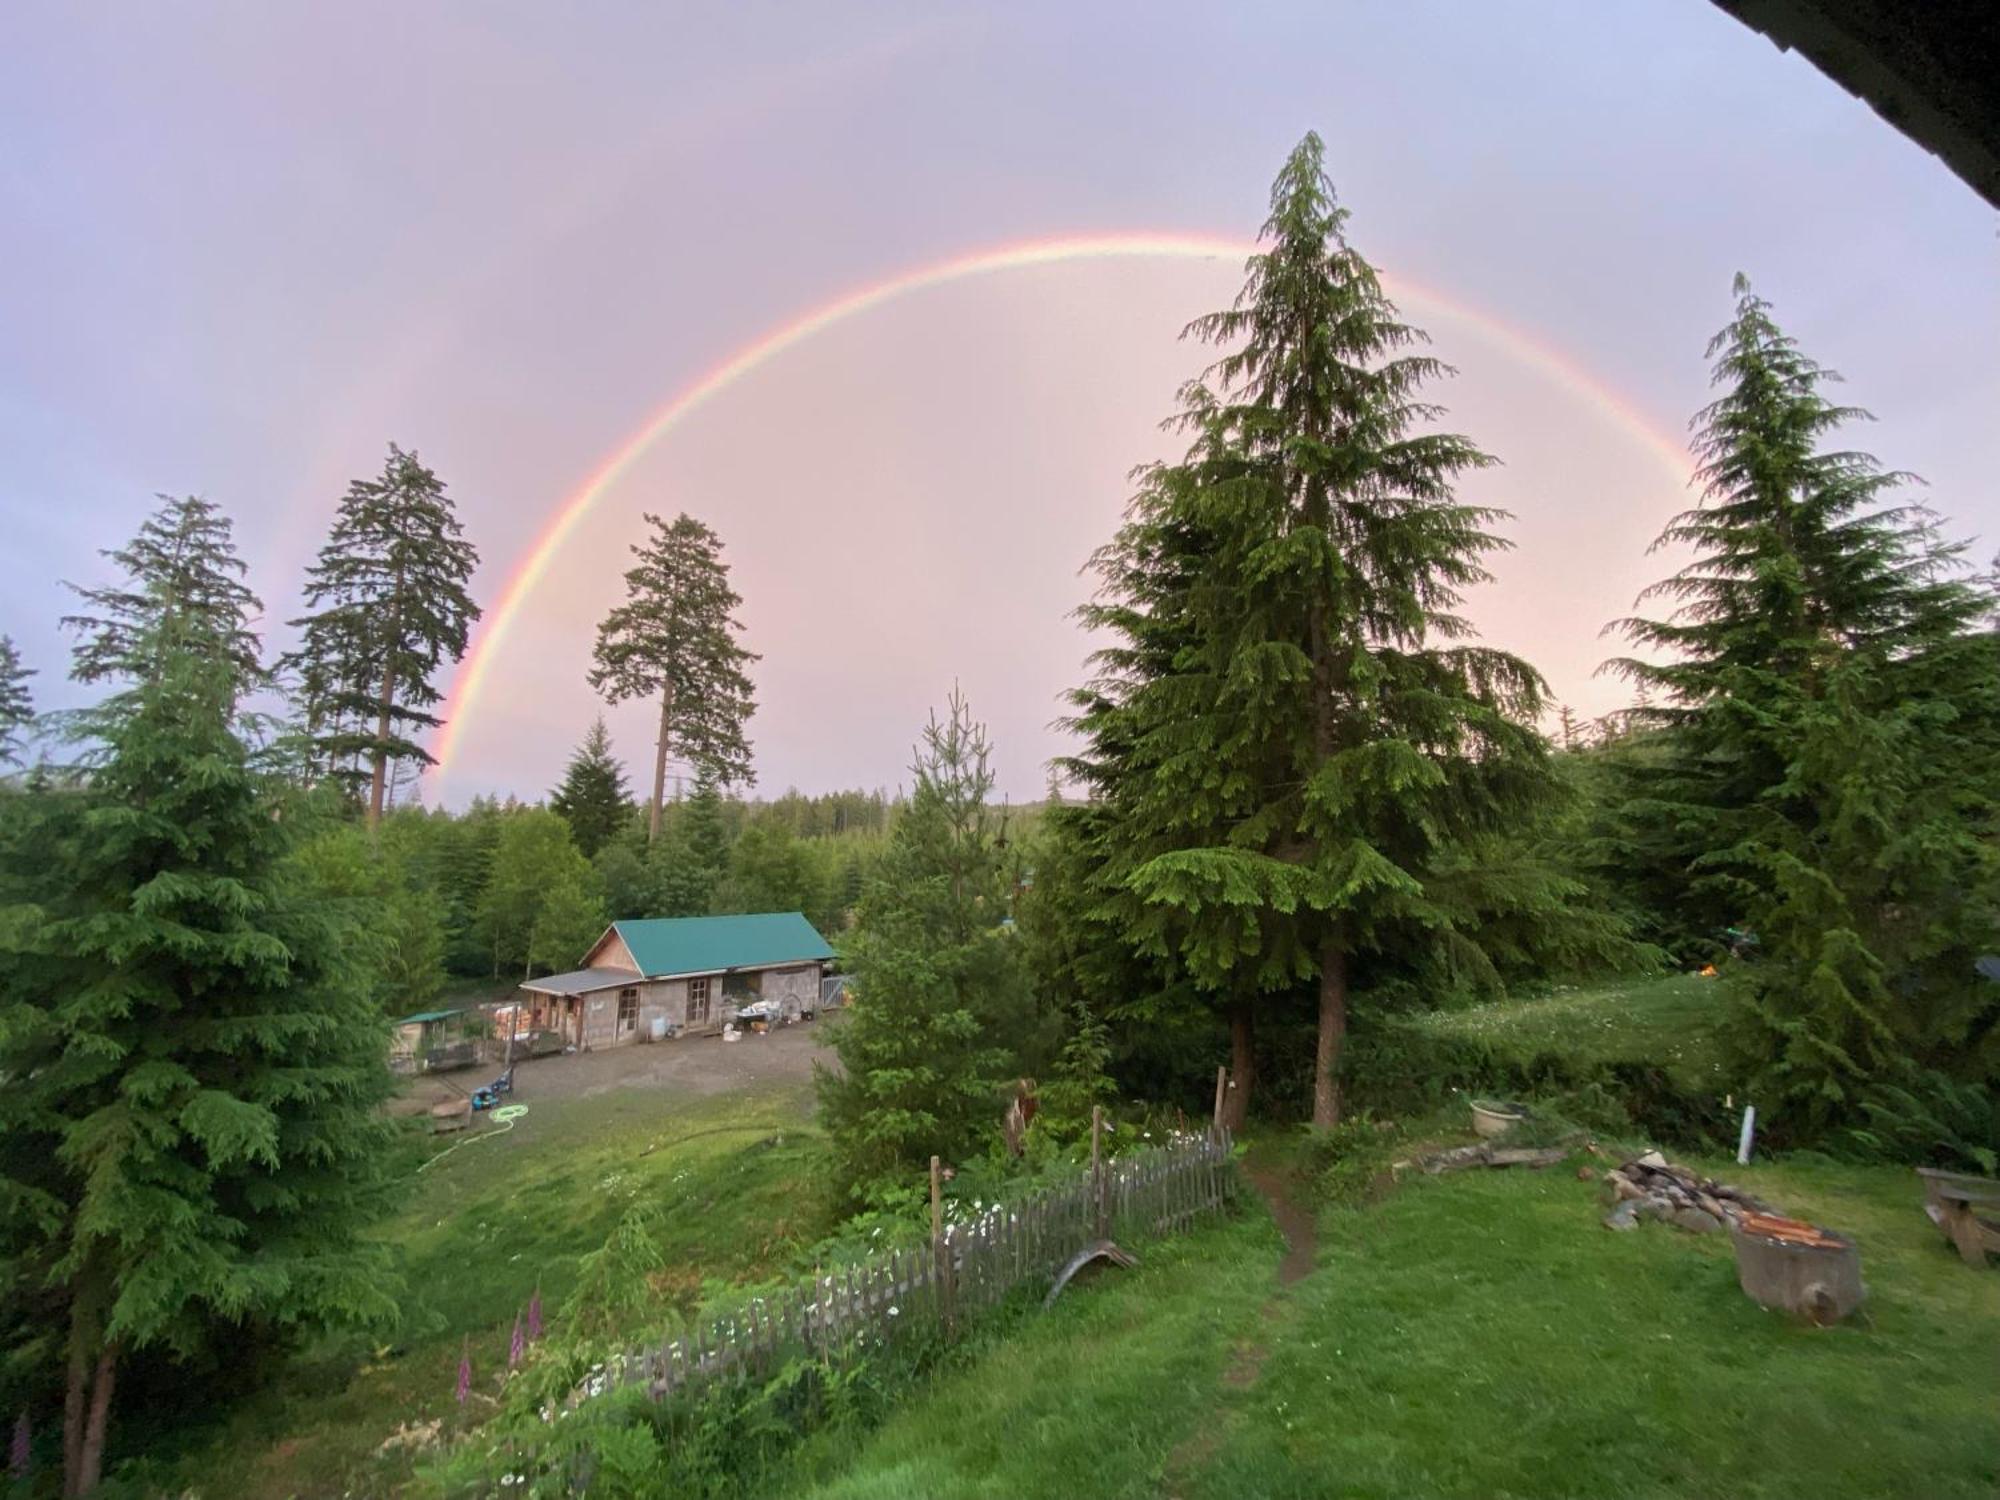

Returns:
1916,1168,2000,1266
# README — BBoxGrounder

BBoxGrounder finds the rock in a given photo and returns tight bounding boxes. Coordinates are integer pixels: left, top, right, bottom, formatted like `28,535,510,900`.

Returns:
1669,1206,1724,1234
1636,1195,1677,1223
1603,1199,1642,1231
1576,1165,1597,1182
1610,1173,1647,1203
1636,1150,1669,1170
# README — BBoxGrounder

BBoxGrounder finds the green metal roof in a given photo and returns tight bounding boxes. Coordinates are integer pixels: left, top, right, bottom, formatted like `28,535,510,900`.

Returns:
610,913,834,978
395,1007,467,1026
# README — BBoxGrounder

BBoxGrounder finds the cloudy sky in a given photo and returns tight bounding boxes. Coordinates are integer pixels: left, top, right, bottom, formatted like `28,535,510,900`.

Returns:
3,2,1994,803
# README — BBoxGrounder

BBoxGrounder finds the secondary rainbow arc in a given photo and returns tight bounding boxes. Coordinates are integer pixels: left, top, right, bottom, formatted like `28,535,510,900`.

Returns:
430,230,1690,782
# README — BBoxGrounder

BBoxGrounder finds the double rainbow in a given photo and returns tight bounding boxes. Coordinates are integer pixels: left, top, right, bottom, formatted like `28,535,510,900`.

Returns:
430,231,1688,782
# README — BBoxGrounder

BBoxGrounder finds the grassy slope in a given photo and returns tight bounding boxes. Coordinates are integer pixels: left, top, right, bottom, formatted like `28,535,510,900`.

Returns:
1399,971,1730,1090
141,1083,827,1499
783,1150,1999,1500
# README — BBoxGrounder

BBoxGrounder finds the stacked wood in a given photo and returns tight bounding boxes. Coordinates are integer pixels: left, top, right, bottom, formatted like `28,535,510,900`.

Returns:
1601,1150,1773,1233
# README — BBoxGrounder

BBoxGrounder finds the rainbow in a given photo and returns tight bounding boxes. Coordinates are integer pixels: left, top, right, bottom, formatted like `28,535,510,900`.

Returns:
430,230,1691,782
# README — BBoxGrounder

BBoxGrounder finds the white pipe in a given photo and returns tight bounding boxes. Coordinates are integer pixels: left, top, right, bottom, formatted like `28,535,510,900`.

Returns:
1737,1104,1757,1165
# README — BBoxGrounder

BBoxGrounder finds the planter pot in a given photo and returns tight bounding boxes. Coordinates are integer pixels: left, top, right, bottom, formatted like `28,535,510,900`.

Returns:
1731,1215,1865,1325
1470,1099,1526,1139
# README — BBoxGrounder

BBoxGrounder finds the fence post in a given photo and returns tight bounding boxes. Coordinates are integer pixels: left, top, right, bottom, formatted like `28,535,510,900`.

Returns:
932,1153,955,1337
1092,1105,1109,1241
1212,1065,1227,1139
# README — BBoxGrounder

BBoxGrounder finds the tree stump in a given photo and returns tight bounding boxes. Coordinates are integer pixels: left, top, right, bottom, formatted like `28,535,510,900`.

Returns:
1730,1215,1865,1324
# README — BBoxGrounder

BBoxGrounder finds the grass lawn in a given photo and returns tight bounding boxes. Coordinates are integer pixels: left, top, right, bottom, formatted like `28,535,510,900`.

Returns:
1400,971,1731,1092
780,1144,1999,1499
129,1081,830,1499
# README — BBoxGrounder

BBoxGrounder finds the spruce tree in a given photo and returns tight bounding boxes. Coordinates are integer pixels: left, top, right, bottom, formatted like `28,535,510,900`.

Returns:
816,690,1037,1202
0,642,400,1496
283,444,480,827
0,636,33,767
61,494,263,699
549,717,631,858
1611,277,2000,1156
1068,134,1579,1127
589,513,757,842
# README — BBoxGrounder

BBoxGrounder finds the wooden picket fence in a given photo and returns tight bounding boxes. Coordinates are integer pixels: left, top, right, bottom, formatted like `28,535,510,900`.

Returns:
461,1122,1236,1494
612,1119,1237,1401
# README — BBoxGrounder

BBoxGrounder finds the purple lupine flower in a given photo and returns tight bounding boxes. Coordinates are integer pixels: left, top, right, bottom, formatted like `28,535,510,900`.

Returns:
456,1340,471,1405
9,1411,28,1481
509,1314,524,1369
526,1287,543,1343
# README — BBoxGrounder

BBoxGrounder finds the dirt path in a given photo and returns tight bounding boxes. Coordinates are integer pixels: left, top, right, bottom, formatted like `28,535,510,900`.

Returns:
1164,1163,1320,1494
1247,1164,1319,1286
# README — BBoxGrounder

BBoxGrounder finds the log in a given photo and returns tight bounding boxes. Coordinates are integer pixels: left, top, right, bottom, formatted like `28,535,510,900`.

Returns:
1731,1219,1866,1324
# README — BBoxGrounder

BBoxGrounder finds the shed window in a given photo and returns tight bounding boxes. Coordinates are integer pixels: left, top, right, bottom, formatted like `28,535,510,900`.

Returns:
688,976,710,1025
617,989,639,1030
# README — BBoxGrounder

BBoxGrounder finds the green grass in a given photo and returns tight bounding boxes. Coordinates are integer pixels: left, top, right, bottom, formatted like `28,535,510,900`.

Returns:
131,1083,830,1499
1401,972,1730,1091
777,1148,2000,1499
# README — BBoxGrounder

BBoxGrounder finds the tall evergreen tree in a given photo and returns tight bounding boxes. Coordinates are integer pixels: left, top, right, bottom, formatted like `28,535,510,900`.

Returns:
589,513,757,842
816,690,1039,1203
1066,134,1582,1127
283,445,480,827
61,495,263,699
0,643,400,1496
549,717,631,858
0,636,33,767
644,774,731,917
1611,277,2000,1157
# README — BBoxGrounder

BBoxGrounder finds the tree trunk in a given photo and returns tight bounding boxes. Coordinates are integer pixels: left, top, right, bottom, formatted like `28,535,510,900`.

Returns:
1223,1001,1256,1131
366,657,398,833
647,685,674,844
1312,941,1348,1128
61,1337,87,1497
74,1346,117,1497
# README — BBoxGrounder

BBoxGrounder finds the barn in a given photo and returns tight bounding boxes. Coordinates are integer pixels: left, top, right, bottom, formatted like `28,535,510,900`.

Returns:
514,912,836,1051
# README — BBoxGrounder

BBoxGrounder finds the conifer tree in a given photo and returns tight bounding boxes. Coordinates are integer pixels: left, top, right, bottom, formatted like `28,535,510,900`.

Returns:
1611,277,2000,1155
62,494,263,699
1067,134,1579,1127
644,774,731,916
0,642,400,1496
549,717,631,858
283,445,480,827
589,513,757,842
0,636,33,767
816,690,1037,1202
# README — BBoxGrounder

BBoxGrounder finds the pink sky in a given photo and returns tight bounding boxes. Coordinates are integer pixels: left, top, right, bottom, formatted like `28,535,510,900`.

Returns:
3,3,1994,803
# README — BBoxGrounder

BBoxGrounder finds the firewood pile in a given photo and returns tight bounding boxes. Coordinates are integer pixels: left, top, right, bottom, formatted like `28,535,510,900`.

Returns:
1602,1150,1776,1233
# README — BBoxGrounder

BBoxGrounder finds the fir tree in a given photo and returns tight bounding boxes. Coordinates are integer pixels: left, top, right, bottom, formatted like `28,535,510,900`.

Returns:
644,773,731,917
61,494,263,699
1611,277,2000,1156
0,636,34,767
0,643,401,1496
589,513,757,842
1067,134,1580,1127
283,444,480,827
549,717,631,858
815,690,1039,1202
